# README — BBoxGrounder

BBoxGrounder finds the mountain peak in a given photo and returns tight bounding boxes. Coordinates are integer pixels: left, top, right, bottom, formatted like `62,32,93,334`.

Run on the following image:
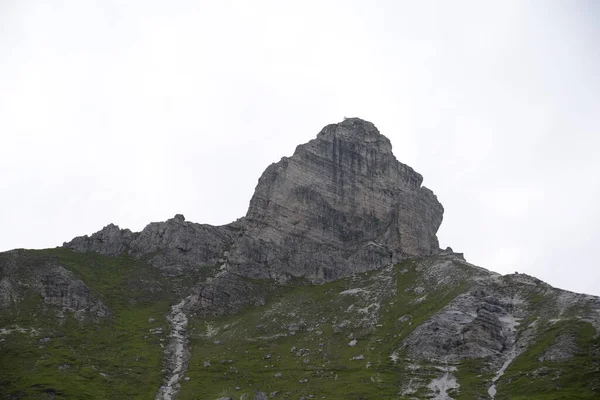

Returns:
229,119,443,281
5,118,600,399
65,119,443,282
319,117,380,136
315,117,392,154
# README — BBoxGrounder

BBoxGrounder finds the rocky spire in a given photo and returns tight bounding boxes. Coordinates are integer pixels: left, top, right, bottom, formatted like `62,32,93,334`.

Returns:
227,118,444,281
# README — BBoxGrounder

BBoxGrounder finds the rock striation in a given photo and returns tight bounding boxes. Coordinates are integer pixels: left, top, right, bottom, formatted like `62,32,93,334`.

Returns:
65,215,240,275
228,118,443,281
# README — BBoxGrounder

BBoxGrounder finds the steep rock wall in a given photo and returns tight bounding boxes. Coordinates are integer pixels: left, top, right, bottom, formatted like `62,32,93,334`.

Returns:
227,118,443,281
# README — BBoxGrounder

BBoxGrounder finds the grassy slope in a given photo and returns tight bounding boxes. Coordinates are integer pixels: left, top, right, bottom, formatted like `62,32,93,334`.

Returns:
1,250,599,399
179,260,471,399
495,320,600,400
0,248,189,399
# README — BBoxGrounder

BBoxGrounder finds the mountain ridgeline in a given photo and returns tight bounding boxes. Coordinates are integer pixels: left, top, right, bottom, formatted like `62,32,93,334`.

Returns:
1,118,599,399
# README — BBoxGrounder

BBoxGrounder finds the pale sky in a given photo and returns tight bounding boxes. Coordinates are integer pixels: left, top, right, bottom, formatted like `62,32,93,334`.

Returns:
1,1,599,295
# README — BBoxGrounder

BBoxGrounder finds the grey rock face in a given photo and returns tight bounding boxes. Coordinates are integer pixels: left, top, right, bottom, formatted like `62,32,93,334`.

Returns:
0,278,16,309
130,216,238,272
65,215,240,273
228,118,443,281
0,250,109,317
65,118,443,285
38,265,110,317
401,288,520,361
183,272,268,317
65,223,135,256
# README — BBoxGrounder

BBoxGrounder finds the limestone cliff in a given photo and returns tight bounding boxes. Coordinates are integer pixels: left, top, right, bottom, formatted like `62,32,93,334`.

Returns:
65,118,444,282
228,118,443,281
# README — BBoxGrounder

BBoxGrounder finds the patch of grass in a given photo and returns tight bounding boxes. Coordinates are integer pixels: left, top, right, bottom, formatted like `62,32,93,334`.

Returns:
453,358,494,399
495,320,600,400
0,248,181,399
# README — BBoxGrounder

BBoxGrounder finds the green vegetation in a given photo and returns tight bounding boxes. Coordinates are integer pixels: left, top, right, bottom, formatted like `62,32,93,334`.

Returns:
495,320,600,400
451,358,493,399
0,249,178,399
178,260,471,399
2,251,599,399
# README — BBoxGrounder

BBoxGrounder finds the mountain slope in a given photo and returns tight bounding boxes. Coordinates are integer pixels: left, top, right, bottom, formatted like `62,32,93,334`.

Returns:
2,249,598,399
1,118,599,399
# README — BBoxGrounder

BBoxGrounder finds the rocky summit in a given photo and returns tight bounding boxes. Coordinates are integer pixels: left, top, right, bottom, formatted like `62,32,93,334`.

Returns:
65,118,443,282
230,118,443,281
1,118,599,400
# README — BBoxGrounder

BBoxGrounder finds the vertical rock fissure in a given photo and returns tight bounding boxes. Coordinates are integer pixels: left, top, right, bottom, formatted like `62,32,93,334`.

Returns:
488,312,521,399
487,346,517,399
155,299,189,400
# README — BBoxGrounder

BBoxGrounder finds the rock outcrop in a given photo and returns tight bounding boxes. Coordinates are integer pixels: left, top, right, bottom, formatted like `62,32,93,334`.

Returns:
227,118,443,281
65,223,136,257
67,118,443,283
0,250,109,318
65,215,240,274
183,272,269,317
38,265,111,318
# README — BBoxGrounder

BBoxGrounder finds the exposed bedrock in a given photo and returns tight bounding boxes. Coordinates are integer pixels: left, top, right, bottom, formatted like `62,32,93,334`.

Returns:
66,118,443,284
65,214,240,274
227,118,444,281
0,250,109,318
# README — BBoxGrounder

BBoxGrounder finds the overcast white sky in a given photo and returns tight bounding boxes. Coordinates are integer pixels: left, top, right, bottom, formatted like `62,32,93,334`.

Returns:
1,1,599,295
